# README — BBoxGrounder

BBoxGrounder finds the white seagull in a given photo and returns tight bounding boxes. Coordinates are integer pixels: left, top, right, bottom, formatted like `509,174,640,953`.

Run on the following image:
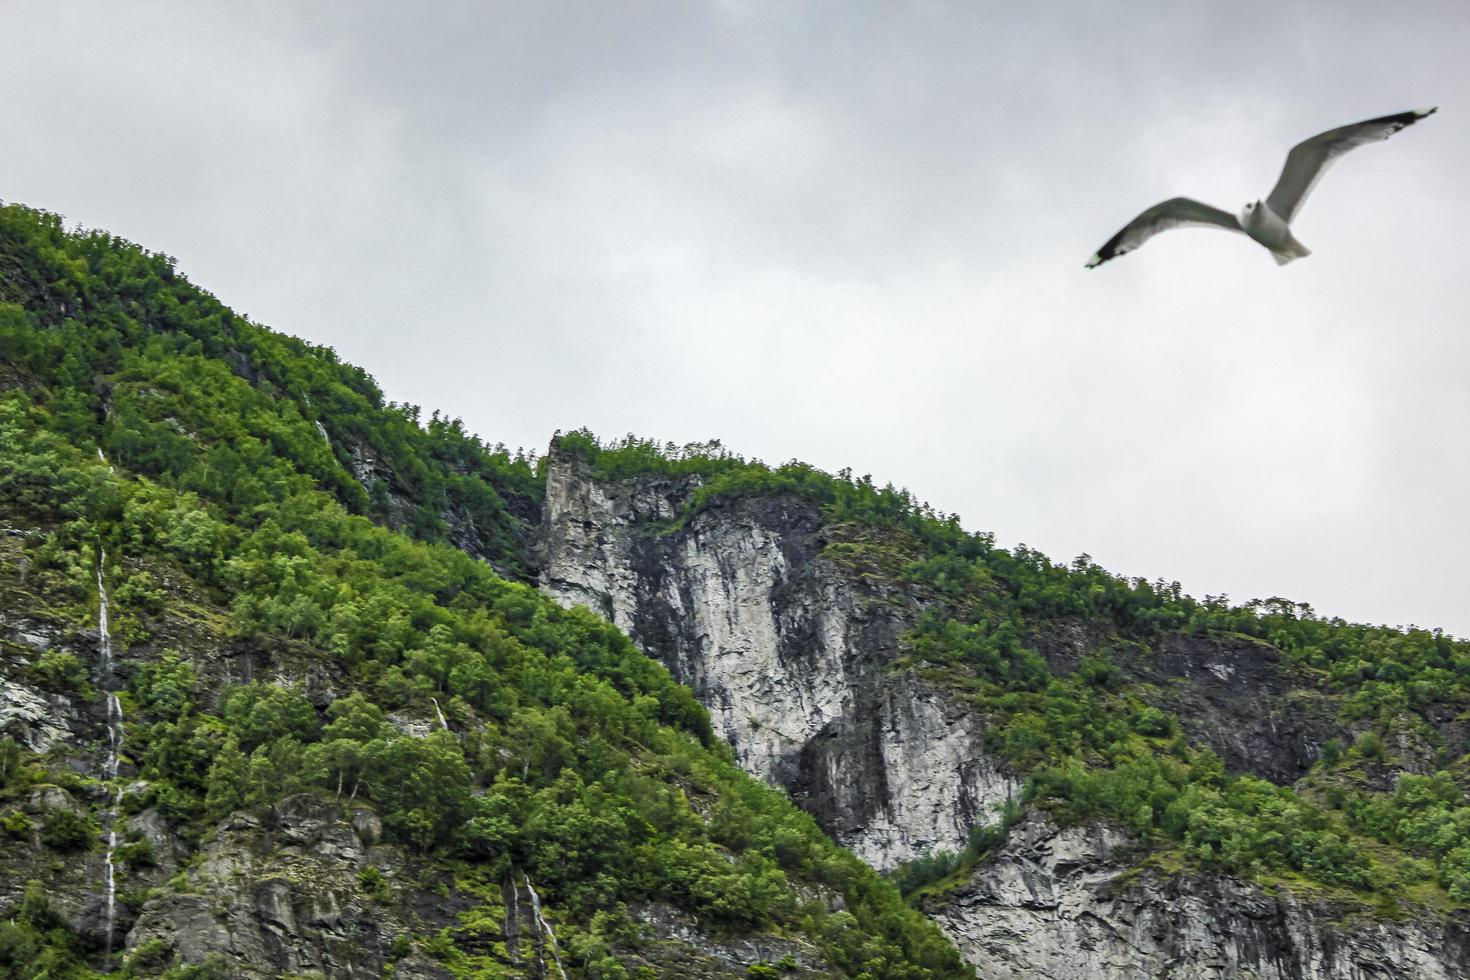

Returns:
1086,108,1437,268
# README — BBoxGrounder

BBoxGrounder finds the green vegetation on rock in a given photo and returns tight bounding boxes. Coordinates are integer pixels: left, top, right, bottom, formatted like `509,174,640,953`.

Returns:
0,203,968,978
551,431,1470,907
4,198,1468,975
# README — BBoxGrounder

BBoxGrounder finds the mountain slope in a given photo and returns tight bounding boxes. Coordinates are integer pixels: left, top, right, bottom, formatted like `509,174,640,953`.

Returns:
0,202,968,979
537,433,1470,977
7,199,1470,978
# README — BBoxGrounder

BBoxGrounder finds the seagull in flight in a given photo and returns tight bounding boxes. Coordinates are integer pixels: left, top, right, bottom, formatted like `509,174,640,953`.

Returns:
1086,108,1437,268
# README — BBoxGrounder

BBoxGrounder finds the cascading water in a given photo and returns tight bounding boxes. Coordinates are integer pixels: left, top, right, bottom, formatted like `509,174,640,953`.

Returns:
95,545,126,956
95,551,111,679
303,394,331,447
431,697,450,731
104,693,123,780
506,871,522,965
523,874,568,980
101,784,122,954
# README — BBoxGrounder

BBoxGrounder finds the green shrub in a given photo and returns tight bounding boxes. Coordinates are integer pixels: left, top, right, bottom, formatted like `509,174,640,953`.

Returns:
358,866,392,903
115,569,166,614
0,810,32,840
32,650,87,691
39,808,95,852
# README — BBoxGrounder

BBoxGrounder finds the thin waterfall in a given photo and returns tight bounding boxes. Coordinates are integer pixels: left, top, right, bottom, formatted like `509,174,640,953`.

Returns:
104,693,123,780
523,874,568,980
102,786,122,954
95,545,125,956
431,697,450,731
505,869,521,966
303,394,331,447
95,551,112,679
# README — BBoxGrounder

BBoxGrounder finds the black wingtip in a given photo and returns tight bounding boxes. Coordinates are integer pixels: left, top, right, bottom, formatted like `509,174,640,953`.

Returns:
1399,107,1437,124
1087,232,1129,269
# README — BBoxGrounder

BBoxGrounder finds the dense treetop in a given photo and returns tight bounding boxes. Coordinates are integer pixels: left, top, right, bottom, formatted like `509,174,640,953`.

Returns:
0,203,542,578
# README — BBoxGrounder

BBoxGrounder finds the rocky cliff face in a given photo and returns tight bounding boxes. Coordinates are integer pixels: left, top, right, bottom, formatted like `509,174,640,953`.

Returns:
124,796,447,980
537,447,1470,978
931,815,1470,979
1031,624,1358,787
539,450,1016,869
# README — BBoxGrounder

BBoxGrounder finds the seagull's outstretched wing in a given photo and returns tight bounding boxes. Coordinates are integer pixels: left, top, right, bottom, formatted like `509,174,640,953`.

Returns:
1266,107,1436,223
1085,197,1243,268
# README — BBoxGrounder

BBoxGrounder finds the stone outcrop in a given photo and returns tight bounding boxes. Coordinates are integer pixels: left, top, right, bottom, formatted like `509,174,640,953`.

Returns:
628,901,833,977
931,815,1470,979
1032,623,1356,785
0,674,76,753
125,796,445,979
537,446,1470,977
538,449,1015,868
0,615,80,753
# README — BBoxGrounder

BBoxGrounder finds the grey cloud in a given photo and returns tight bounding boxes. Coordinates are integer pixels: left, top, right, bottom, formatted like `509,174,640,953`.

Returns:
2,0,1467,634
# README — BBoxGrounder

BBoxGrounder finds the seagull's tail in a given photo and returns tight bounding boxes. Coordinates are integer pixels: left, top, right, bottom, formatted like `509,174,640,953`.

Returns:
1271,234,1312,266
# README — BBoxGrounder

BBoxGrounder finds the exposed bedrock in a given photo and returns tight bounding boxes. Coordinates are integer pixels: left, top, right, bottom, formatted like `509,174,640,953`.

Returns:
930,815,1470,980
536,446,1470,977
538,449,1014,869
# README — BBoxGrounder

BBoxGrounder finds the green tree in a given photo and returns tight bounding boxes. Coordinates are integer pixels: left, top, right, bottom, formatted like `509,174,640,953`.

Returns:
363,731,471,848
204,736,249,819
222,682,318,751
40,808,95,851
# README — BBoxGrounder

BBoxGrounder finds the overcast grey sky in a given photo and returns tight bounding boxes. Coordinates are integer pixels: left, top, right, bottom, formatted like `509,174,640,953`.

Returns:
3,1,1467,635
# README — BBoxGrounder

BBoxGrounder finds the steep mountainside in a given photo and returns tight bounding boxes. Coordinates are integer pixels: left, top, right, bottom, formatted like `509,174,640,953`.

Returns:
0,203,966,979
539,451,1013,870
6,201,1470,979
537,434,1470,978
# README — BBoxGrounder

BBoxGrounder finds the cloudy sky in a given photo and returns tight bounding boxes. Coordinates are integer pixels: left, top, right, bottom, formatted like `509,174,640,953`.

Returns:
3,2,1467,636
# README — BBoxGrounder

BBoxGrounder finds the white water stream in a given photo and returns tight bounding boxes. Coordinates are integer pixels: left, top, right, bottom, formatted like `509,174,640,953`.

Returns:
96,546,125,955
507,873,521,965
302,394,331,447
101,785,122,954
431,697,450,732
523,874,568,980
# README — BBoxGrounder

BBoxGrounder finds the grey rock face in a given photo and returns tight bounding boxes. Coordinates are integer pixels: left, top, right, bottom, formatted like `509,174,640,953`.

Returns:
0,617,79,753
1028,624,1351,786
340,435,538,580
1121,633,1349,785
0,675,75,752
629,901,830,976
539,449,1014,869
537,447,1470,976
932,815,1470,980
126,796,413,978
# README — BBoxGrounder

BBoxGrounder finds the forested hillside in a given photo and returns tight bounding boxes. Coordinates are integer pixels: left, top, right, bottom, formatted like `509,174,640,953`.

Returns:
4,200,1469,979
551,432,1470,906
0,203,968,978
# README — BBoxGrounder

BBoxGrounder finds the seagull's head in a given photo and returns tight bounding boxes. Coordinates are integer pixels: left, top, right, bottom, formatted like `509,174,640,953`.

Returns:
1241,200,1263,224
